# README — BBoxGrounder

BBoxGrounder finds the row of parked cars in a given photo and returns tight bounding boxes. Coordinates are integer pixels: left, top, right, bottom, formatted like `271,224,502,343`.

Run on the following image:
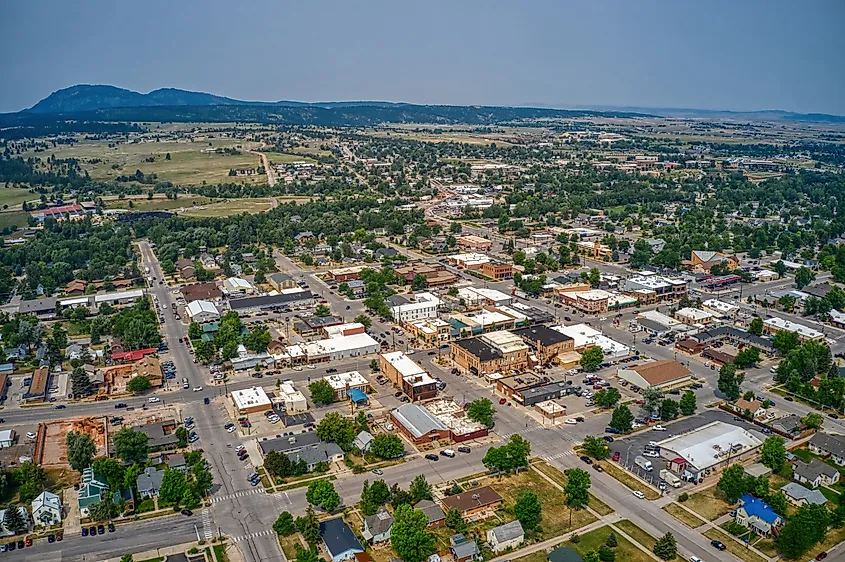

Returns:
81,523,115,537
423,446,471,461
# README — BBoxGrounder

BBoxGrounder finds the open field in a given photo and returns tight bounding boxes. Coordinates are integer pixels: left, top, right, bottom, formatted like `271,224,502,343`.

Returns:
573,524,655,562
614,519,681,561
532,461,614,515
261,151,318,165
703,528,766,562
104,195,216,211
366,129,515,147
662,502,705,528
278,534,304,559
0,187,38,208
0,211,30,231
181,198,274,217
683,486,734,521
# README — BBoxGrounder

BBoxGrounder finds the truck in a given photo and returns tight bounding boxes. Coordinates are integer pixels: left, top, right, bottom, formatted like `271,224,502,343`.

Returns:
634,455,653,472
660,469,681,488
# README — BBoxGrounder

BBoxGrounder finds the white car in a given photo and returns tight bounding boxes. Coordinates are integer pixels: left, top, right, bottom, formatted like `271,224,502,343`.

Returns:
293,366,304,371
306,364,316,370
226,425,236,433
652,425,667,431
565,419,578,425
235,445,245,453
193,386,203,392
26,432,36,440
148,397,161,403
643,450,660,458
632,490,645,499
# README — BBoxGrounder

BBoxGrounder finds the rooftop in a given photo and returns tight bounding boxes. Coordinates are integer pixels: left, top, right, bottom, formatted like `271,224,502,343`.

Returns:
512,325,573,347
324,371,369,390
657,421,763,472
232,386,272,410
391,403,447,438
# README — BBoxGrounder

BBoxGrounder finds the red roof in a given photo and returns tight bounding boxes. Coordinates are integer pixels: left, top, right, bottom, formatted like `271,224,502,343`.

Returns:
112,348,157,362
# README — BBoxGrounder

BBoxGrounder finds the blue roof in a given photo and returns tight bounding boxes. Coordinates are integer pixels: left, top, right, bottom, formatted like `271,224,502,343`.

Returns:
346,388,368,403
739,494,780,524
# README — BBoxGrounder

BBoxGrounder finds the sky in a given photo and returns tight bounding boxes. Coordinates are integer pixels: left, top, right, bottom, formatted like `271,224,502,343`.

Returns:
1,0,844,114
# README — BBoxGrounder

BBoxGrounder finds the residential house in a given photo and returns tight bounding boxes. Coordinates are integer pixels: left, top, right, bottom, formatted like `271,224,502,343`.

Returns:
450,533,480,562
5,345,26,362
166,453,187,471
78,467,135,517
440,486,502,518
353,431,374,454
772,415,802,437
31,491,62,526
362,508,394,544
319,517,365,562
808,432,845,466
0,507,31,536
734,398,765,418
135,420,180,452
136,467,165,498
414,499,445,528
487,520,524,553
781,482,828,507
735,494,782,536
65,342,85,360
793,459,840,488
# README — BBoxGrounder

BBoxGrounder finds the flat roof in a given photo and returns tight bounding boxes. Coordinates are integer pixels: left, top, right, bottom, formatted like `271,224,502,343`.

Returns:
658,421,763,472
381,352,426,378
94,289,144,303
232,386,271,409
482,330,529,354
513,325,573,347
763,317,823,339
228,291,313,310
324,371,368,390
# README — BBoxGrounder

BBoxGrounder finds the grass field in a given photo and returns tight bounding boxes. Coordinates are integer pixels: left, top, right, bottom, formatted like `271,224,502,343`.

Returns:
104,195,216,211
703,528,766,562
0,211,30,231
0,187,38,209
532,461,614,516
614,519,681,561
571,524,655,562
599,462,661,500
181,198,274,217
662,502,705,528
262,151,318,165
684,486,734,521
278,534,304,559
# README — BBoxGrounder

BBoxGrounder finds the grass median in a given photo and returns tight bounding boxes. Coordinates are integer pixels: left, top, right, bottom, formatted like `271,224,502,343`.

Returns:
662,502,705,529
599,462,660,500
532,461,615,516
703,528,766,562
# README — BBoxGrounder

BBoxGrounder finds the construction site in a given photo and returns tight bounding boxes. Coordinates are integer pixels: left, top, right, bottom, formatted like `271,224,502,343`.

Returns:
37,416,110,468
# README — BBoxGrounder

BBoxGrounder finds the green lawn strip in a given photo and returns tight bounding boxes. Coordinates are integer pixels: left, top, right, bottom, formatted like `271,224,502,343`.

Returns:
532,461,614,516
683,487,734,521
702,528,767,562
570,524,656,562
599,461,660,500
662,503,705,528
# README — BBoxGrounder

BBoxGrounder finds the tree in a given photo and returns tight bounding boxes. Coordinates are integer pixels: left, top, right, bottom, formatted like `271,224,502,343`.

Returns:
113,427,149,465
445,508,467,533
749,317,764,336
354,314,373,329
126,375,152,394
361,479,392,516
594,387,621,409
264,450,293,478
679,390,696,416
89,499,119,521
760,436,786,473
176,426,189,448
410,474,433,504
466,398,495,428
801,412,823,429
295,505,321,545
609,405,634,433
70,366,94,397
244,325,271,352
773,330,800,354
66,431,96,472
582,552,600,562
482,434,531,473
121,555,134,562
316,412,356,448
653,532,677,560
717,464,749,503
659,398,679,421
605,532,617,548
294,545,319,562
306,479,340,511
767,491,788,517
795,266,816,290
734,347,761,368
717,363,744,401
582,436,610,460
778,503,830,559
2,506,25,534
13,461,46,503
390,504,436,562
370,434,404,460
92,457,125,492
563,468,591,528
194,340,217,364
159,468,188,504
188,322,202,340
390,483,413,508
411,274,427,291
642,386,663,416
273,511,296,536
580,346,604,372
182,487,200,509
309,379,336,406
315,304,331,317
774,260,787,278
514,491,542,530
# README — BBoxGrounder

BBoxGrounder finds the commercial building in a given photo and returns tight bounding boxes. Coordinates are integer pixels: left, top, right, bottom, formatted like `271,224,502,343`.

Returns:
691,325,776,355
657,421,763,482
322,371,371,402
180,282,223,303
322,322,366,339
702,299,740,318
388,292,441,323
186,300,220,323
268,272,297,291
424,399,488,442
450,308,520,335
294,315,344,337
31,491,62,526
390,403,450,444
481,261,514,280
447,253,490,269
379,351,437,402
24,366,50,402
395,263,457,288
512,325,575,364
622,274,688,303
457,287,513,308
231,386,273,415
406,318,451,345
223,277,255,295
674,307,715,326
0,430,15,448
451,331,529,376
228,291,313,313
135,420,180,451
535,400,566,421
516,382,571,407
762,317,824,342
636,310,687,336
17,297,58,318
301,333,380,363
327,266,367,282
552,324,630,357
278,382,308,414
456,235,493,251
616,360,692,390
556,289,611,313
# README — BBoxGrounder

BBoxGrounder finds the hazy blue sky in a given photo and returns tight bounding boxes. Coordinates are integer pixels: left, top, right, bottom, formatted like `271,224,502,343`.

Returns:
2,0,843,114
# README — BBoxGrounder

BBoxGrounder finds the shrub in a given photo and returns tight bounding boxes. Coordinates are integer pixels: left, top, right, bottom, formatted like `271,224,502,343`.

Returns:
678,492,689,502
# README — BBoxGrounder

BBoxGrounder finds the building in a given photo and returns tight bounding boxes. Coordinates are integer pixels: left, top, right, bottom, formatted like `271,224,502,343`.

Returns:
424,399,489,442
223,277,255,295
734,398,765,418
77,467,134,517
180,282,223,303
512,325,575,364
781,482,828,507
441,486,503,517
636,310,687,336
320,518,365,562
258,432,322,455
772,414,802,437
0,430,15,448
556,288,611,313
391,403,450,444
232,386,273,415
686,250,739,273
278,382,308,414
136,467,165,498
388,292,441,323
268,272,297,291
295,315,344,337
353,431,374,453
286,442,345,471
92,289,145,308
457,235,493,251
186,300,220,323
622,275,688,302
702,299,740,318
656,421,763,482
406,318,451,345
808,432,845,465
362,508,394,544
395,263,457,288
301,333,380,363
552,323,629,356
450,533,481,562
323,323,366,339
31,491,62,526
487,520,524,553
692,325,776,355
327,266,367,282
17,297,58,318
735,494,782,536
616,360,692,391
762,317,824,342
136,419,180,451
674,307,715,326
793,459,840,488
323,371,371,401
379,351,437,402
24,366,50,402
451,331,529,376
447,253,490,269
111,347,157,364
457,287,513,308
228,291,313,313
516,382,571,407
481,261,514,280
414,499,445,528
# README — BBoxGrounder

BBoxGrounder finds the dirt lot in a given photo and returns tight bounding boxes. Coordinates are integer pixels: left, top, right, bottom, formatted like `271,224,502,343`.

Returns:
41,416,108,468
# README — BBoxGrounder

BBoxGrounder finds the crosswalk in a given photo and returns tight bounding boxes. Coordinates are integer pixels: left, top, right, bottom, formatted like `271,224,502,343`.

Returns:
543,451,576,462
500,425,549,440
201,508,214,540
209,487,265,504
232,529,276,543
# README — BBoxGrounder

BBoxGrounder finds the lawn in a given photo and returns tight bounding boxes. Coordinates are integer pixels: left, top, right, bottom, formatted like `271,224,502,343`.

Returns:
613,520,660,553
806,525,845,561
213,543,230,562
703,528,766,562
0,187,37,208
532,462,614,516
662,502,705,529
512,550,549,562
569,524,656,562
599,461,660,500
684,486,734,521
278,534,304,559
104,195,216,211
752,537,779,558
0,211,30,231
262,151,318,165
181,198,274,218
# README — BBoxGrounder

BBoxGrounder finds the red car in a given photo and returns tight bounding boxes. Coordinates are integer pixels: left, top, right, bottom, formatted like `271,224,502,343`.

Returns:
612,451,621,462
499,398,507,405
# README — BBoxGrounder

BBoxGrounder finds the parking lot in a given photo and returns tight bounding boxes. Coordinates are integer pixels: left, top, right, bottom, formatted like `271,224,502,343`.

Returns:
0,423,39,470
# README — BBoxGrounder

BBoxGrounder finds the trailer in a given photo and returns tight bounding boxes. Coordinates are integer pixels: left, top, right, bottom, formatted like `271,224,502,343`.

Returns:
660,469,681,488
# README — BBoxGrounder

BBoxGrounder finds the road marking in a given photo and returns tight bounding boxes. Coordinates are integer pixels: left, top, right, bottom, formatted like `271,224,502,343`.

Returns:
232,529,275,542
201,508,214,539
500,425,548,439
209,488,264,503
543,451,575,461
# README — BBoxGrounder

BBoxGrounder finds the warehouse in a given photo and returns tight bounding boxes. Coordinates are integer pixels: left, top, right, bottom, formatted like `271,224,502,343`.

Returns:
657,421,763,482
302,333,380,363
228,290,313,313
390,403,450,444
186,300,220,323
616,360,692,391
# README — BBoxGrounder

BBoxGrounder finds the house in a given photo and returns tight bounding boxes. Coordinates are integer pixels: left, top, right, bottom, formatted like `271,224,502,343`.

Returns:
414,499,445,528
5,345,26,362
65,342,85,360
547,547,584,562
0,430,15,448
0,507,31,536
362,508,394,544
166,453,187,471
31,491,62,526
78,467,135,517
135,420,180,451
487,520,524,552
734,398,765,418
808,432,845,465
136,467,165,498
286,442,345,471
735,494,782,535
320,517,365,562
268,272,297,291
450,533,480,562
353,431,374,453
440,486,503,517
772,414,803,436
781,482,828,507
793,459,840,488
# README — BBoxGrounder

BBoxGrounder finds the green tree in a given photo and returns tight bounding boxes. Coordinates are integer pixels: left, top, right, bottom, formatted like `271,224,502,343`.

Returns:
777,503,830,559
13,461,46,503
679,390,696,416
182,487,200,509
66,431,96,472
410,474,433,503
609,405,634,433
88,499,119,521
244,325,272,352
445,508,467,533
598,545,615,562
580,346,604,372
354,314,373,329
659,398,679,421
113,427,149,465
92,457,125,492
734,347,761,368
642,386,663,416
767,491,788,516
175,426,189,448
126,375,152,393
264,450,293,478
370,434,404,459
563,468,591,528
159,468,188,504
588,267,601,288
594,387,621,409
605,532,617,548
361,479,392,516
653,533,677,560
294,545,319,562
717,363,743,401
482,434,531,473
188,322,202,340
801,412,824,429
466,398,495,428
295,505,321,545
316,412,356,448
774,260,787,278
582,436,610,460
514,491,542,530
773,330,800,354
2,506,25,533
411,275,427,291
308,379,336,406
390,504,436,562
794,266,816,290
749,317,764,336
120,555,134,562
306,479,340,511
273,511,296,536
194,340,217,364
582,552,600,562
760,436,786,473
70,366,94,397
717,464,749,503
315,304,331,317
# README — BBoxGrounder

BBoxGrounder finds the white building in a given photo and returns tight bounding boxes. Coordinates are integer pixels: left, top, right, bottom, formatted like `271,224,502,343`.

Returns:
223,277,255,295
447,253,490,269
302,333,380,362
32,491,62,526
763,317,824,342
675,307,715,326
657,421,763,482
278,382,308,414
702,299,740,318
552,323,630,356
93,289,145,307
323,371,370,400
389,292,441,323
231,386,272,414
323,323,366,339
457,287,512,307
185,300,220,323
487,521,525,553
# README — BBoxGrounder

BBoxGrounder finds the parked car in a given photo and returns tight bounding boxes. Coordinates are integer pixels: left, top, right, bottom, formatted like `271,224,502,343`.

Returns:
579,455,593,465
710,540,726,551
425,454,439,461
632,491,645,499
